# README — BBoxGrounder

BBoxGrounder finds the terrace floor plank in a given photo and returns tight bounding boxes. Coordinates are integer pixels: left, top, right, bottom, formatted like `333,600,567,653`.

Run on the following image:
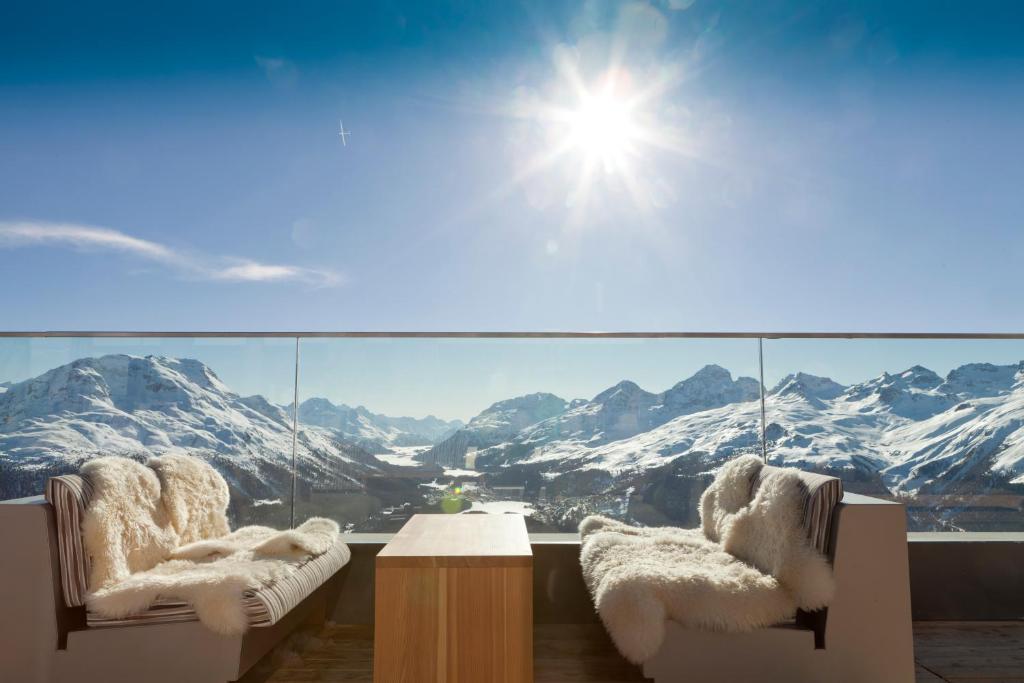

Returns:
240,621,1024,683
914,621,1024,683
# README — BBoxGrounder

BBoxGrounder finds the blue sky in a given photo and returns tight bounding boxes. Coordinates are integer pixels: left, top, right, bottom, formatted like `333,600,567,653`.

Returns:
0,1,1023,416
1,1,1022,333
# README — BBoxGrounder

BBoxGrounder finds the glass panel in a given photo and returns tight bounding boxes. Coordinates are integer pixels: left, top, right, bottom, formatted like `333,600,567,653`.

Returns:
0,336,297,526
762,338,1024,532
294,337,762,532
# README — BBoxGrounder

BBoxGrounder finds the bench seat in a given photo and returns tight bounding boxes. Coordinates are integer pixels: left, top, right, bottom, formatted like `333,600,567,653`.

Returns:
642,493,916,683
45,474,349,629
85,539,350,628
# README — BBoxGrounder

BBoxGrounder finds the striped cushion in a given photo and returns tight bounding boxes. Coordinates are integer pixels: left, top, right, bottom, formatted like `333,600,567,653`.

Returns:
45,475,93,607
45,473,351,627
86,540,351,628
756,466,843,557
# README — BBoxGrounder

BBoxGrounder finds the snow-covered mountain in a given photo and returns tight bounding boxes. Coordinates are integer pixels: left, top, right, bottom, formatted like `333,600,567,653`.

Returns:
418,393,569,468
527,365,759,445
469,365,760,469
2,354,1022,531
296,397,462,453
484,362,1024,522
771,372,846,407
0,355,424,520
421,366,760,470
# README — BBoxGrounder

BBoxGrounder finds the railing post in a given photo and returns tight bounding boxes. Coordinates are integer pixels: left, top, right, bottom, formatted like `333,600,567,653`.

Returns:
290,336,300,529
758,337,768,463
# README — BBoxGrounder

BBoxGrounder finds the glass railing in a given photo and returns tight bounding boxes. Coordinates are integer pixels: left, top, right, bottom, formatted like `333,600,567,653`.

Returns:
294,336,763,532
762,337,1024,532
1,333,1021,534
0,335,298,526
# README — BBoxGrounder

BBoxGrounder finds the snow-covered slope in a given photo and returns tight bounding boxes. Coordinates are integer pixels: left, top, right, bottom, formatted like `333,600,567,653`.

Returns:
473,362,1024,507
418,393,569,467
475,365,760,466
463,393,571,439
766,363,1024,496
3,354,1022,531
297,397,462,452
515,398,764,475
0,355,387,505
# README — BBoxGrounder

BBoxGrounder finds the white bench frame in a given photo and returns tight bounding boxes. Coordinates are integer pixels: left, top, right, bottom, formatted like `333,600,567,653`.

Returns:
643,493,915,683
0,496,338,683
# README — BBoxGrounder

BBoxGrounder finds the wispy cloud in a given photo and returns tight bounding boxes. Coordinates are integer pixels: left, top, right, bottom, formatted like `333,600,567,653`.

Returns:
0,221,344,287
214,260,342,286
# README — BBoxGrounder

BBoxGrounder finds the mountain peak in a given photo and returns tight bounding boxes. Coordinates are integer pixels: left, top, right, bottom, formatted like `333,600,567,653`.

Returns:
0,354,240,424
690,364,732,380
464,392,569,434
297,397,463,450
896,365,942,389
771,372,846,401
663,364,759,408
301,396,338,410
592,380,650,404
478,392,567,416
940,362,1023,398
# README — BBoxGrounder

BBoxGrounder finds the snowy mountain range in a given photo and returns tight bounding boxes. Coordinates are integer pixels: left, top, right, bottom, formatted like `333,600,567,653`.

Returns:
418,392,572,467
296,397,462,453
0,355,437,520
414,361,1024,531
420,365,761,468
470,362,1024,511
1,354,1022,531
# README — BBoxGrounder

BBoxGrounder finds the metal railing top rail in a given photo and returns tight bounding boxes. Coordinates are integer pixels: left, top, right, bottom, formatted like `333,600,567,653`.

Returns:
1,331,1023,339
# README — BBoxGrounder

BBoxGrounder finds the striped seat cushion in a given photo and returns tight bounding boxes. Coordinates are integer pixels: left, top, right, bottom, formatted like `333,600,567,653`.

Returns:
86,540,351,628
756,465,843,556
45,474,351,627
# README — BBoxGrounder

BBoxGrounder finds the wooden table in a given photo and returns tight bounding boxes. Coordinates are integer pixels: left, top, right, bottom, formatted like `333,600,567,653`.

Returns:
373,514,533,683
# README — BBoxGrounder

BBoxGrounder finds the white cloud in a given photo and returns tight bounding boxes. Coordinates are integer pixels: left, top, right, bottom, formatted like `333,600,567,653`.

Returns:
0,222,179,263
0,221,343,288
215,260,344,287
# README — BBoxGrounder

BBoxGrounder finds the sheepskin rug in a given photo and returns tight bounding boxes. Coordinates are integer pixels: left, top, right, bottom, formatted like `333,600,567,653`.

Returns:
81,454,340,635
81,456,179,590
150,452,230,544
579,455,835,664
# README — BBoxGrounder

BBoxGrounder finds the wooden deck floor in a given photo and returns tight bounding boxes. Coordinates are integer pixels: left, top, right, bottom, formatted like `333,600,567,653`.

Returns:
240,621,1024,682
914,622,1024,683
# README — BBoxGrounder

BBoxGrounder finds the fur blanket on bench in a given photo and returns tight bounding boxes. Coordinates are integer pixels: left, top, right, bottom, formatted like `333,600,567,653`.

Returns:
579,456,835,664
81,454,339,634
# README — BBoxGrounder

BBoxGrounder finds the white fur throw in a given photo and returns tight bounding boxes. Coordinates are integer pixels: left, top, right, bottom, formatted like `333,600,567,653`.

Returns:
149,453,230,544
81,457,179,590
81,454,340,634
88,517,339,635
579,455,836,664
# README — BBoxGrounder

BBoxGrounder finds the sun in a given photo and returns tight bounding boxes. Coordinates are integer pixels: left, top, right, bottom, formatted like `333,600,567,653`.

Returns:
565,89,638,170
498,58,694,222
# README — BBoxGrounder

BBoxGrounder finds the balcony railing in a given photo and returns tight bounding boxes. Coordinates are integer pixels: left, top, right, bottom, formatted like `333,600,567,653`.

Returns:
1,332,1021,534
